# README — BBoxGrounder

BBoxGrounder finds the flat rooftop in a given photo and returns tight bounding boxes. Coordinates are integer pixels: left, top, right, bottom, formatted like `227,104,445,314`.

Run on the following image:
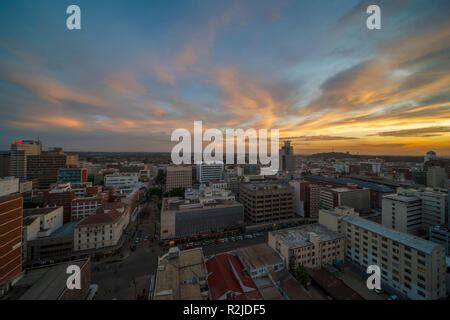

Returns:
23,206,62,217
342,215,441,254
383,193,421,203
8,259,89,300
270,223,343,248
163,197,241,212
240,182,290,191
154,247,207,300
237,243,283,271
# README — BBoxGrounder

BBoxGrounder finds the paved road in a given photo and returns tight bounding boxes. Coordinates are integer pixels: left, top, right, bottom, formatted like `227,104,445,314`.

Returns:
91,202,268,299
91,203,161,300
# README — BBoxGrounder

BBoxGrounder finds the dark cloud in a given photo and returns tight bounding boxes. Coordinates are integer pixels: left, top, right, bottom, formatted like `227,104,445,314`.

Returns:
283,135,358,141
369,126,450,137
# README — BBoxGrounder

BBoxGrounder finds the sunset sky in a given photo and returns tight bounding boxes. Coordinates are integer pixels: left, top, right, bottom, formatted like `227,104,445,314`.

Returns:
1,0,450,155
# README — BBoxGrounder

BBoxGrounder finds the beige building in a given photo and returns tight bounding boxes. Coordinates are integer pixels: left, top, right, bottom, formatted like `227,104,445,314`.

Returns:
382,188,447,235
166,166,192,191
268,223,345,269
239,182,295,223
426,166,447,188
340,215,446,300
153,247,208,300
74,202,129,252
318,206,359,234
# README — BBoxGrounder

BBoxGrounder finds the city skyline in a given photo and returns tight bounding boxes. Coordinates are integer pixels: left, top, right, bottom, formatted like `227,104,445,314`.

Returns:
1,0,450,155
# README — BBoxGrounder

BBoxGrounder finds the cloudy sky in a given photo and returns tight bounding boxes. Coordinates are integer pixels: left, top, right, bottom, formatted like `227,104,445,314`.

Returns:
1,0,450,155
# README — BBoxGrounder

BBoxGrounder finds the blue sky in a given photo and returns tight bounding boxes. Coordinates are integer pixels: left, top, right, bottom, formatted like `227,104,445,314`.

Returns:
1,0,450,154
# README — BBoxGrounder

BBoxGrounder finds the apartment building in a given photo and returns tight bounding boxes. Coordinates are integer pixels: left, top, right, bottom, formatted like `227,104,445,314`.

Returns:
165,166,192,191
239,182,294,224
268,223,345,269
341,216,446,300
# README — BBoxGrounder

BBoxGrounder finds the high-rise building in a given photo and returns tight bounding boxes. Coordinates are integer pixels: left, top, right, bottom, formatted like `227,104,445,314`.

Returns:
196,163,224,184
0,153,10,178
299,180,320,218
239,182,294,223
165,166,192,191
426,166,447,188
27,149,67,190
424,151,437,163
0,178,23,288
9,140,42,180
382,193,422,235
279,141,295,172
382,188,448,235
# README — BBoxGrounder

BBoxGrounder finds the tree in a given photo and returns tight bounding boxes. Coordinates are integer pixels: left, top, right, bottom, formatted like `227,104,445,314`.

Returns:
291,264,310,286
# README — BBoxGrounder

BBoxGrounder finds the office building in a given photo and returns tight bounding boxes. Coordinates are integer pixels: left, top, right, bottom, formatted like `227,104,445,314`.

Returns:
427,166,448,188
104,173,139,194
58,167,88,184
27,149,67,189
382,193,422,235
239,182,295,224
382,188,448,235
0,153,10,178
153,247,208,300
166,166,192,191
196,163,224,184
320,186,371,213
9,139,42,180
71,195,107,221
299,180,320,218
0,183,23,287
268,223,345,269
160,197,244,240
279,140,295,172
429,225,449,256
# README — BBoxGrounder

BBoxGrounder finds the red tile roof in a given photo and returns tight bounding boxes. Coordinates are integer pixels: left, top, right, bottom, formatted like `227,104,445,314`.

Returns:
76,209,122,227
206,253,262,300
